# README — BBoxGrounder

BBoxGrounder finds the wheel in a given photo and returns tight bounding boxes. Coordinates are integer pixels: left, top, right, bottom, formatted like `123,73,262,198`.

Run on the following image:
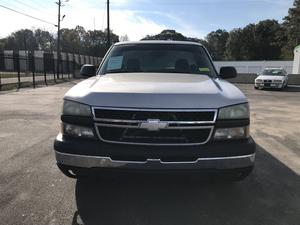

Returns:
282,82,288,90
254,86,258,90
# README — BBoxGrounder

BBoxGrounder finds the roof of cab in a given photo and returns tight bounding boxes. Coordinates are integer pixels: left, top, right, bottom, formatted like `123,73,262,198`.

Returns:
114,40,203,46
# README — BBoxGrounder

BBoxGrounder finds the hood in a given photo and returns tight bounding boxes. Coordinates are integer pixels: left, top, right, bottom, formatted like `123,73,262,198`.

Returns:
64,73,247,109
256,75,285,80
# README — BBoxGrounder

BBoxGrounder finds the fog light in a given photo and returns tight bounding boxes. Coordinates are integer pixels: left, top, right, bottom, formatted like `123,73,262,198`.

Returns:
214,126,249,140
62,123,95,138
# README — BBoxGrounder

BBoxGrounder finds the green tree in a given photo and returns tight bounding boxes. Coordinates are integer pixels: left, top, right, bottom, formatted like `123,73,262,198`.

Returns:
34,29,55,51
60,25,89,54
142,30,187,41
282,0,300,59
205,29,229,60
225,28,244,60
0,29,55,52
60,26,119,57
3,29,36,51
60,26,84,54
254,20,284,60
0,26,120,57
85,29,119,57
141,30,208,49
225,24,257,60
225,21,284,60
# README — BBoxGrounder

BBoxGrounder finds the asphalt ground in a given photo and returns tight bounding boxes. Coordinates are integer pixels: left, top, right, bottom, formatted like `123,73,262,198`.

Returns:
0,81,299,225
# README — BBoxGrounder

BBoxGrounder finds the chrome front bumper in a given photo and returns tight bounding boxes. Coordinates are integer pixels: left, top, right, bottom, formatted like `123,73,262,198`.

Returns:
55,151,255,170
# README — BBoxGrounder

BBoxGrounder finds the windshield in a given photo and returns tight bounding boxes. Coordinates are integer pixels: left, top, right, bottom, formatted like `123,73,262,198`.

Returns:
261,69,285,76
99,43,216,77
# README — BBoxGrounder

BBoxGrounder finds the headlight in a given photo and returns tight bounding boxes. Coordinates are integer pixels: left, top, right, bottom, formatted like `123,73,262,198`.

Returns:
273,80,282,83
63,100,92,116
218,103,249,120
255,79,262,83
62,123,95,138
214,126,249,140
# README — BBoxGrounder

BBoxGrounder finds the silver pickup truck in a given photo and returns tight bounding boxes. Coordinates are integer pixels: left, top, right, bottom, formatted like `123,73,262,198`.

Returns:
54,41,256,181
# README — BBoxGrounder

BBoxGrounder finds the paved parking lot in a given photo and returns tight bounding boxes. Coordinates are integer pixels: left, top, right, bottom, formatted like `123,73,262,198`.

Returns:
0,82,299,225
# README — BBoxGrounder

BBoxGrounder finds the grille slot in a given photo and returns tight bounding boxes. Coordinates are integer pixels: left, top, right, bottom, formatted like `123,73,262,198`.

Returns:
97,126,212,145
94,108,216,122
264,80,272,83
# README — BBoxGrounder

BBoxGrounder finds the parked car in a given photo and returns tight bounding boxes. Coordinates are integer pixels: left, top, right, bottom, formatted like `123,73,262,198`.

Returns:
255,68,288,90
54,41,256,181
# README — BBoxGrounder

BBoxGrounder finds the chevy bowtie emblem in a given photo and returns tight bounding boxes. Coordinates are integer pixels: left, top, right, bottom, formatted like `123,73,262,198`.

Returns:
140,119,168,131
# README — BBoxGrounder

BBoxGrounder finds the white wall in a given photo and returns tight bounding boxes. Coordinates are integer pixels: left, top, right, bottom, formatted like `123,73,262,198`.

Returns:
4,50,14,71
293,46,300,74
68,53,73,62
85,55,90,64
34,51,44,72
19,50,28,71
80,55,85,64
214,61,294,74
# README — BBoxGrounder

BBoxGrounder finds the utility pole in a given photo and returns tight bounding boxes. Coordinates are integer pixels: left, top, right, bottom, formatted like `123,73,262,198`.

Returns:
56,0,61,79
107,0,110,49
94,17,96,31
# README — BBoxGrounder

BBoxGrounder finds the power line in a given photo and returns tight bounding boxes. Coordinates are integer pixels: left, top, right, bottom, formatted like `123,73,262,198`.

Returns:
0,0,23,12
13,0,57,17
27,0,52,9
13,0,46,12
0,3,56,26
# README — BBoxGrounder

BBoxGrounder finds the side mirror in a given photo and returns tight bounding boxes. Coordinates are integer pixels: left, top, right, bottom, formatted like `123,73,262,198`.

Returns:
80,64,96,77
219,66,237,79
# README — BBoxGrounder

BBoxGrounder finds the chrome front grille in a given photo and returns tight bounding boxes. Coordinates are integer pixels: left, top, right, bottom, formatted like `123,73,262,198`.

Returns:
92,107,217,146
263,80,273,83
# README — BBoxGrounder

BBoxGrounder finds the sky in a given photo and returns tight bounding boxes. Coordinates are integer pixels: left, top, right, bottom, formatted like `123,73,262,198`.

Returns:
0,0,295,40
